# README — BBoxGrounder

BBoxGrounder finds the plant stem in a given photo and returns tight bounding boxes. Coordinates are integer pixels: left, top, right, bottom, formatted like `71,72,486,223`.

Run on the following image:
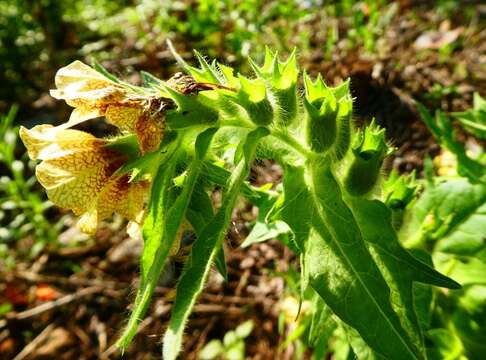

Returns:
272,129,312,158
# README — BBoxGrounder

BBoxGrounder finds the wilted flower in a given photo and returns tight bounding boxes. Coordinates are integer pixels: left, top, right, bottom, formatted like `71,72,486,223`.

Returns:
19,124,150,234
50,61,166,153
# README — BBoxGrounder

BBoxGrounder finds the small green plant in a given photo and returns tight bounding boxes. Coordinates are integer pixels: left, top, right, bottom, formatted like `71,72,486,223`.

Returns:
199,320,253,360
274,98,486,359
21,48,461,360
452,93,486,141
341,0,398,53
0,107,62,264
399,104,486,358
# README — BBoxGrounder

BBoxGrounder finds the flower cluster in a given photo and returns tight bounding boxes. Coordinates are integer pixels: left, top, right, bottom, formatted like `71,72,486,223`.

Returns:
50,61,166,154
20,61,167,234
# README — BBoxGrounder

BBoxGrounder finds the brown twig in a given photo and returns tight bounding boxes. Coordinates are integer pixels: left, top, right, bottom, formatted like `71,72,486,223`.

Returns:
12,323,55,360
193,317,217,355
8,286,102,321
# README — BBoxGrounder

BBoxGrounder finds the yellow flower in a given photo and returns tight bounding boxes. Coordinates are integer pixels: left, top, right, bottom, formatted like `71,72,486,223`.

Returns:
50,61,165,153
19,124,150,234
433,150,457,177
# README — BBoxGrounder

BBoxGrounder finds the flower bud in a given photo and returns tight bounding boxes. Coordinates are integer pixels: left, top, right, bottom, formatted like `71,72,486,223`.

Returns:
161,83,219,129
383,170,419,230
304,73,352,156
333,96,353,160
304,93,337,153
232,75,273,126
344,121,391,196
250,48,299,125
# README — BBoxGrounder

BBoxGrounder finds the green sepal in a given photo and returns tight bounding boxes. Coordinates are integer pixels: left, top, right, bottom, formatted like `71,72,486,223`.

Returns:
250,48,299,125
344,120,391,196
303,72,350,103
303,73,352,156
384,170,420,210
167,40,223,84
160,82,219,129
93,60,146,95
333,95,353,160
304,92,338,153
383,170,420,231
249,47,279,76
141,71,164,88
193,50,225,83
227,75,273,126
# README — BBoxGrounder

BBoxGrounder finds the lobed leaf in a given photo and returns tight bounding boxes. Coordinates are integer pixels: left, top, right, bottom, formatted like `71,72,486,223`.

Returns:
347,198,460,350
306,162,423,359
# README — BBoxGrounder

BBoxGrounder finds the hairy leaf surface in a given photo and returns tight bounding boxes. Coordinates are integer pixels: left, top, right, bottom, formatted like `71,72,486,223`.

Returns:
163,127,268,360
306,162,422,359
118,129,216,349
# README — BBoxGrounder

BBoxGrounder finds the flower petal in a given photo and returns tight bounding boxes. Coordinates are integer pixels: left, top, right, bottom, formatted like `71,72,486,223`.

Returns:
96,175,149,222
105,105,143,131
135,113,165,153
35,148,113,215
50,61,126,127
52,61,117,95
19,125,105,160
77,209,99,235
60,107,105,129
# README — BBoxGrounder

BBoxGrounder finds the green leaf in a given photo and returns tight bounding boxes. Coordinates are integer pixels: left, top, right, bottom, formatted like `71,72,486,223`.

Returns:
162,128,269,360
116,157,178,350
426,329,463,360
401,178,486,259
199,339,224,360
223,330,238,347
201,160,268,204
0,302,12,316
186,186,227,280
452,92,486,140
347,198,460,350
410,250,435,330
225,340,245,360
214,245,228,281
418,105,484,182
241,190,290,248
329,326,354,360
343,324,385,360
436,254,486,285
117,129,216,350
308,291,336,347
306,162,424,359
235,320,254,339
241,220,290,247
452,285,486,358
186,187,214,235
271,165,313,252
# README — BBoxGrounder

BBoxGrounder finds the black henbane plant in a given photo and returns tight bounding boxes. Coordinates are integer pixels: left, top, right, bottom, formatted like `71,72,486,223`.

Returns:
20,47,460,359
